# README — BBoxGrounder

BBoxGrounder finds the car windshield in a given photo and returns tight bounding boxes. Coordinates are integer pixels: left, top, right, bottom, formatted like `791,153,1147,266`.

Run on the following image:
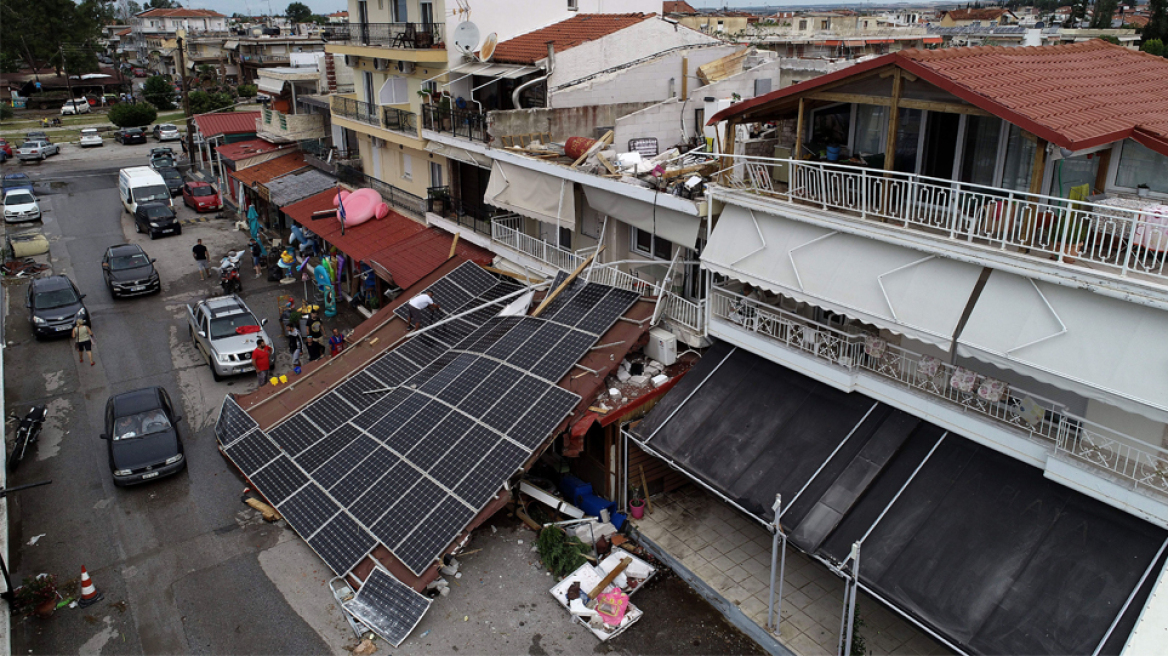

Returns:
5,193,34,206
161,170,181,181
35,286,79,309
126,129,142,135
132,186,170,203
189,186,214,197
209,313,260,339
154,157,174,166
113,410,171,440
160,124,176,131
3,176,29,187
143,206,174,220
110,253,150,270
19,142,41,149
81,129,98,136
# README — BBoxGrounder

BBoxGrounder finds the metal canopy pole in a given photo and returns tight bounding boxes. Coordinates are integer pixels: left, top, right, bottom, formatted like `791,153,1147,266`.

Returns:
844,542,860,656
767,494,786,633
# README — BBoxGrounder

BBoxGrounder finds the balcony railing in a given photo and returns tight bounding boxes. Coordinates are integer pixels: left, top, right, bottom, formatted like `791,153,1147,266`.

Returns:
382,106,418,136
322,22,444,49
427,186,494,236
709,285,1168,497
336,163,426,216
717,155,1168,288
332,97,379,126
421,106,489,143
240,54,290,64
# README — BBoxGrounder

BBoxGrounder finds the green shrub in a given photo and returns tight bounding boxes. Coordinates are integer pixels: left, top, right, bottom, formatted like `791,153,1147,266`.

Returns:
236,84,258,98
108,102,158,127
189,91,234,115
0,103,13,120
536,526,591,577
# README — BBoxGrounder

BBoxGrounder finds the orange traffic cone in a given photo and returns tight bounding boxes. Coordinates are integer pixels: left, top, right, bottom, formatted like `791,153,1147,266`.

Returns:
77,566,104,607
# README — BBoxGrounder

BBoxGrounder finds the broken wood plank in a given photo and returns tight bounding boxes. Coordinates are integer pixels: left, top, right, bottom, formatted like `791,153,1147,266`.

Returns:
447,232,460,259
531,246,605,317
571,130,613,169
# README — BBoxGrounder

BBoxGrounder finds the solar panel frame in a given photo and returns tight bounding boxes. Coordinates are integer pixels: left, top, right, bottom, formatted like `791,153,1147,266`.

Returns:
248,454,309,506
343,568,432,647
435,358,499,405
308,512,377,575
369,477,445,553
446,261,499,296
351,387,414,432
394,495,476,575
277,483,341,539
365,352,422,388
480,372,550,434
453,439,529,510
313,434,380,489
216,396,259,447
365,392,430,448
418,278,473,313
428,425,498,490
295,422,365,472
267,413,325,456
350,460,419,527
403,411,474,473
483,318,542,360
302,390,358,432
390,335,449,370
223,430,283,477
507,385,582,449
545,282,609,326
507,322,570,371
574,287,641,335
417,353,476,396
334,371,391,409
330,447,402,506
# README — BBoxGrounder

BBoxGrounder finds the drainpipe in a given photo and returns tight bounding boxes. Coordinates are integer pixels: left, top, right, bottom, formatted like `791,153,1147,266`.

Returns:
512,42,554,109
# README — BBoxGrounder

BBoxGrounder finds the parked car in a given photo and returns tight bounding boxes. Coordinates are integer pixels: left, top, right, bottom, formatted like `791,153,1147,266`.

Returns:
16,140,59,162
2,173,34,195
61,98,91,115
25,131,49,143
153,124,181,142
101,387,185,486
0,139,13,159
114,128,147,145
149,151,175,170
27,275,88,340
3,190,41,223
186,295,271,381
79,128,104,148
182,181,221,212
132,202,180,239
156,167,184,196
101,244,160,297
131,67,147,77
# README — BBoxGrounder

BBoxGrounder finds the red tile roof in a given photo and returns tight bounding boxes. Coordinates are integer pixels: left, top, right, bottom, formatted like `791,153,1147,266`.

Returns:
214,138,284,161
710,40,1168,157
284,190,428,264
116,28,131,36
138,8,226,18
942,8,1015,21
194,112,262,138
663,1,697,14
371,229,494,290
230,152,307,187
492,13,657,65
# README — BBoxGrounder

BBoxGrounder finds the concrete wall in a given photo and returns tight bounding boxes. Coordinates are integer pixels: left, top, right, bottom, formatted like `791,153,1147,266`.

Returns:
614,57,850,153
359,134,443,199
550,45,739,109
549,18,722,88
488,102,656,143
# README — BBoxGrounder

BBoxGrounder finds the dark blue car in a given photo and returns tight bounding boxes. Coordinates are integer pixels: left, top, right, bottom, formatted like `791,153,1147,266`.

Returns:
2,173,34,195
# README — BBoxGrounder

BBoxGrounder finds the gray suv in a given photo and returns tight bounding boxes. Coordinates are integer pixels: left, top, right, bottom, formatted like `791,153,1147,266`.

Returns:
186,295,271,381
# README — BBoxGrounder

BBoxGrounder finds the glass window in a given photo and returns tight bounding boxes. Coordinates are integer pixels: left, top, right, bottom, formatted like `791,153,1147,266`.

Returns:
960,115,1001,187
893,108,922,173
810,104,851,149
1052,155,1100,198
1001,125,1037,191
853,105,885,156
1115,140,1168,194
633,228,672,260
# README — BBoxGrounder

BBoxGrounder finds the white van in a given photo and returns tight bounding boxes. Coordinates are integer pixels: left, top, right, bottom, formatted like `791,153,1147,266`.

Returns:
118,167,173,214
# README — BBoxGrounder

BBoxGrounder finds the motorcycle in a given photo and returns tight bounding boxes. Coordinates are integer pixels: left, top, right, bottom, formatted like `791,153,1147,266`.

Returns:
218,250,244,295
8,405,47,471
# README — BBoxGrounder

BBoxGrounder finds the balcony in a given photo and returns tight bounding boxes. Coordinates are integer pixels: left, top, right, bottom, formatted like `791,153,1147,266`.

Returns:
335,163,426,216
256,108,325,143
716,156,1168,303
421,106,488,143
331,96,421,145
426,186,493,236
240,54,290,64
381,106,418,137
322,22,447,63
708,284,1168,503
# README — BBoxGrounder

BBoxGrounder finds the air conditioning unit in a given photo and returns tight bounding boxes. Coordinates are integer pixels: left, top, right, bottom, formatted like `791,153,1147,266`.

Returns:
396,61,415,74
373,58,389,70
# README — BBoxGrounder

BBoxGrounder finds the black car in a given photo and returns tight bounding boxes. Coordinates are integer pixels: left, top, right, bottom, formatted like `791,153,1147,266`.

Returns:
101,387,185,486
115,128,147,145
102,244,160,297
157,166,183,195
132,202,181,238
26,275,88,339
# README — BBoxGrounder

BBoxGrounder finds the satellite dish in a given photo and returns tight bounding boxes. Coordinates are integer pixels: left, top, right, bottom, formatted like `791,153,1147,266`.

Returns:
452,21,481,55
478,33,498,62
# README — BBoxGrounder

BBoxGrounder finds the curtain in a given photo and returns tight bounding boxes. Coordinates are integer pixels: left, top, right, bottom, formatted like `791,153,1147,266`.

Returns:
960,115,1001,187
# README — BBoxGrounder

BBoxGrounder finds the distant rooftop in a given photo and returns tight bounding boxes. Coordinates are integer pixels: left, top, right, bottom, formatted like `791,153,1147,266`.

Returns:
492,13,657,65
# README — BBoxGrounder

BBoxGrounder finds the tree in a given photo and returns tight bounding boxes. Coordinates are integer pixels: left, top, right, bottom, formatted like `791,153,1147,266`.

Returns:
109,102,157,127
143,75,175,109
1142,38,1166,57
189,90,234,115
1147,0,1168,44
285,2,312,24
0,0,106,76
1091,0,1119,29
116,0,143,23
1063,0,1088,27
147,0,178,8
236,84,258,98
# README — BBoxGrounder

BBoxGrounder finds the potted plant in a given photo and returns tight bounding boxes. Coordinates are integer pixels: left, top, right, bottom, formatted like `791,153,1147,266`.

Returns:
1138,183,1151,198
15,574,59,618
628,485,645,519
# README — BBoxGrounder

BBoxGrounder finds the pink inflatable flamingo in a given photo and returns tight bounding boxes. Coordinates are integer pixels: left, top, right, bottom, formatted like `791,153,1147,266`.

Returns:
334,189,390,227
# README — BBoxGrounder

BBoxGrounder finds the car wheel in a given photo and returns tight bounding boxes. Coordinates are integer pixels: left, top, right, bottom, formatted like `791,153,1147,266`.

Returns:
135,221,142,234
149,231,157,240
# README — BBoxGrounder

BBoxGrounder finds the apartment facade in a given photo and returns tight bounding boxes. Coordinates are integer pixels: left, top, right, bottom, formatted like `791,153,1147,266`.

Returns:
129,8,228,71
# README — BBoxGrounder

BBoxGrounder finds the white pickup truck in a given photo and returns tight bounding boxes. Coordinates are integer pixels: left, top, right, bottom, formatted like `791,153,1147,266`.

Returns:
186,295,272,381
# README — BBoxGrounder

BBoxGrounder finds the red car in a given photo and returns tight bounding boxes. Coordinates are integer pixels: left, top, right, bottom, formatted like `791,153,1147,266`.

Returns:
182,181,221,212
0,139,13,159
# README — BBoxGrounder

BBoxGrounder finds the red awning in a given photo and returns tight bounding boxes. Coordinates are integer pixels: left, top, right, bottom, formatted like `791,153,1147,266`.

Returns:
923,37,943,44
822,40,843,46
868,38,894,44
845,39,865,47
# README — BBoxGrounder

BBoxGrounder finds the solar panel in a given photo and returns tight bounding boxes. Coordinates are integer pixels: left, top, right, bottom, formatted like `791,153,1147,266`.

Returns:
419,277,473,313
429,425,498,490
483,318,542,360
447,261,499,297
480,372,553,433
546,282,609,326
366,392,429,447
479,280,524,302
224,430,282,477
404,411,474,472
343,568,432,648
249,454,308,506
331,447,401,506
295,422,365,472
308,512,377,575
394,334,449,369
417,353,476,396
350,461,419,527
216,396,259,447
508,385,581,449
267,413,325,456
435,358,498,405
395,495,477,575
528,329,597,382
334,372,390,409
426,318,479,347
508,322,570,370
452,316,521,353
575,287,640,334
313,434,380,489
453,439,529,509
303,391,358,430
538,271,585,317
383,400,449,456
402,352,458,389
278,483,340,538
352,387,414,431
370,477,445,552
365,351,421,388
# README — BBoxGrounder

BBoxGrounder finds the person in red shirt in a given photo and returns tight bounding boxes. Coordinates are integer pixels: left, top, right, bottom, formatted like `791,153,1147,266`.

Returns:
252,338,273,386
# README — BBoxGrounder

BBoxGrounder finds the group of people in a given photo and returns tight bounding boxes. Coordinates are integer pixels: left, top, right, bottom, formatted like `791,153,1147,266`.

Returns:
251,302,348,387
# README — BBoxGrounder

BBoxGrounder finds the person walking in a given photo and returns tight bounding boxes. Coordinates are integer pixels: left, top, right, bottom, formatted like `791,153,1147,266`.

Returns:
307,310,323,343
305,335,323,362
193,239,209,280
249,239,263,278
73,319,95,366
329,328,346,357
252,338,273,386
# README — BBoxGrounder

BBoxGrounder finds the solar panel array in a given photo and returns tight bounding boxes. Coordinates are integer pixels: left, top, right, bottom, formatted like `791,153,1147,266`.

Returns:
215,262,640,601
343,567,432,647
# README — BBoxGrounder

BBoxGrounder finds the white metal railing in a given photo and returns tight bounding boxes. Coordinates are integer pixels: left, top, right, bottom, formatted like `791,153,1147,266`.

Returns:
710,285,1168,496
491,218,586,272
716,155,1168,285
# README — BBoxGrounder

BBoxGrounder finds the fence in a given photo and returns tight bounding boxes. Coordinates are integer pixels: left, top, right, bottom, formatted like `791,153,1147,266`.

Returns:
332,97,379,126
335,163,426,216
421,106,489,143
382,107,418,136
321,22,445,49
427,187,494,236
718,155,1168,285
709,285,1168,497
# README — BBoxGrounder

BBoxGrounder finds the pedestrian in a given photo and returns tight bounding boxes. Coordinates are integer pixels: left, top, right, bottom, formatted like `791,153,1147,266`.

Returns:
192,238,209,280
308,310,323,342
305,335,323,362
249,238,263,278
405,292,439,330
286,323,303,366
252,338,273,386
73,319,95,366
329,328,346,357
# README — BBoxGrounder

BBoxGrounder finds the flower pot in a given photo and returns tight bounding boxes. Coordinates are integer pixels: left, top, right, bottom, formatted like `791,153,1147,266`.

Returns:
629,499,645,519
34,598,56,619
1138,187,1150,198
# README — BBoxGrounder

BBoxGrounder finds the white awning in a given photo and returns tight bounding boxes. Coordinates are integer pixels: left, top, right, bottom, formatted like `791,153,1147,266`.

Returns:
702,205,984,350
484,160,576,229
459,62,540,79
582,186,702,250
224,40,239,50
425,140,493,168
257,77,286,94
957,271,1168,423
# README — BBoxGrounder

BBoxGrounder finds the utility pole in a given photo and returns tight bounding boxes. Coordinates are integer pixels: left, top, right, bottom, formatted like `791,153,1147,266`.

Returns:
174,30,198,171
58,46,76,102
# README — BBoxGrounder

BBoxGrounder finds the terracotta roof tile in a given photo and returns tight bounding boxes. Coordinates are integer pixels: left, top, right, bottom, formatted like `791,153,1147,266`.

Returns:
230,152,307,187
214,137,284,161
284,190,429,264
371,229,494,290
138,8,226,18
194,112,261,138
663,1,697,14
492,13,657,65
943,8,1015,21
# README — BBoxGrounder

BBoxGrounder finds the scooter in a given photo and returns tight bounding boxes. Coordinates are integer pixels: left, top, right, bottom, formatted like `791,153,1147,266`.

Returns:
8,405,46,472
218,250,244,295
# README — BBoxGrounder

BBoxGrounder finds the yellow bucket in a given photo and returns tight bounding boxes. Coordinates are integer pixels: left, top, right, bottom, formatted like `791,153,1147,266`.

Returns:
270,377,279,386
279,375,288,384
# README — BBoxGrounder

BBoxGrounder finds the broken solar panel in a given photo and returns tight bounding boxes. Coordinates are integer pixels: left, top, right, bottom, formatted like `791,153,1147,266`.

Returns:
215,395,259,448
343,568,432,647
393,261,506,325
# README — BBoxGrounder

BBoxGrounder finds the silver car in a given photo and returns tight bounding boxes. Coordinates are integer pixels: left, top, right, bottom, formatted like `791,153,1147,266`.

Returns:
186,295,272,381
154,124,181,142
16,140,59,162
79,128,103,148
3,190,41,223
